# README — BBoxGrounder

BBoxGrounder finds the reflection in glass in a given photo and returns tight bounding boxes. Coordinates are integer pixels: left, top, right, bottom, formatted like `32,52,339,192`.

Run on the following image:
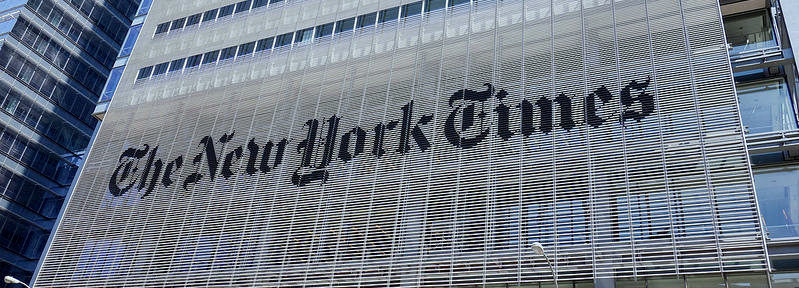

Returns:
724,10,777,54
737,79,797,134
727,273,770,288
754,166,799,238
772,272,799,288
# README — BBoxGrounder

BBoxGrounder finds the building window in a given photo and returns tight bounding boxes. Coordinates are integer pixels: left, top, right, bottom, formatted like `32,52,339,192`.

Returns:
220,46,237,61
357,13,376,28
238,42,256,56
235,0,251,13
202,50,220,64
275,33,293,47
101,66,123,102
424,0,446,12
169,58,186,72
120,24,141,57
202,9,218,23
186,54,202,68
170,18,186,31
295,28,313,43
186,13,202,27
315,23,333,38
154,23,169,35
754,165,799,239
737,79,797,134
723,10,777,55
254,0,268,9
449,0,469,7
379,7,399,23
137,66,152,79
402,2,423,18
152,62,169,76
256,37,274,52
336,18,355,33
218,4,235,18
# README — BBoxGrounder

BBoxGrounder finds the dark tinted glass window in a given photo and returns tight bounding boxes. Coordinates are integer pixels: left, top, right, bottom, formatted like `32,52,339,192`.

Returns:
253,0,268,8
402,2,422,17
202,50,219,64
357,13,376,28
220,46,237,60
256,37,273,51
449,0,469,6
336,18,355,32
270,0,283,3
295,28,313,43
202,9,218,22
137,66,152,79
186,13,202,26
315,23,334,38
235,0,251,13
155,22,169,34
169,58,185,72
218,4,235,17
275,33,293,47
425,0,445,11
186,54,202,68
152,62,168,75
170,17,185,31
379,7,399,23
238,41,256,56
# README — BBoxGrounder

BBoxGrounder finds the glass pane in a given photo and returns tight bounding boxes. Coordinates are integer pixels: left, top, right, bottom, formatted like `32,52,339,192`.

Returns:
402,2,422,18
186,13,201,26
754,166,799,238
357,12,376,28
737,79,797,134
379,7,399,23
120,24,141,57
425,0,446,12
336,18,355,32
615,279,646,288
100,66,123,102
170,17,185,31
449,0,469,7
772,272,799,288
686,275,725,288
236,0,251,13
275,33,293,47
169,58,185,72
218,4,234,18
724,10,777,54
202,9,218,22
315,23,333,38
728,273,769,288
647,278,683,288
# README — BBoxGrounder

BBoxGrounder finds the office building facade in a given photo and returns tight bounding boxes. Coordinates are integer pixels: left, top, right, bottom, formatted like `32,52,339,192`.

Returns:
0,0,143,285
32,0,799,287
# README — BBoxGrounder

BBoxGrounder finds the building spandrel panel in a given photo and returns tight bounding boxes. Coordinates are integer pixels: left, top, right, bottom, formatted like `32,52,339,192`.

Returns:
34,0,768,286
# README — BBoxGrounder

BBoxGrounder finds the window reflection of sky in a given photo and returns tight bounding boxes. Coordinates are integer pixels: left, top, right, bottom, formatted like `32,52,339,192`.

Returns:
755,166,799,238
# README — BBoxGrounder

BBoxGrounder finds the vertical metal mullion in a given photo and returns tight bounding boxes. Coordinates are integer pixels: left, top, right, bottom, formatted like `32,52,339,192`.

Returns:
549,0,558,282
641,0,680,275
578,0,597,280
675,0,725,274
384,6,408,285
608,0,636,279
517,0,526,284
483,0,500,285
300,5,338,285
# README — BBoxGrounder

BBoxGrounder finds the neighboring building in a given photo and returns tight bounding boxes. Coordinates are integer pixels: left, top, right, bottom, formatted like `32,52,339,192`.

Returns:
722,0,799,286
0,0,143,285
28,0,799,287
